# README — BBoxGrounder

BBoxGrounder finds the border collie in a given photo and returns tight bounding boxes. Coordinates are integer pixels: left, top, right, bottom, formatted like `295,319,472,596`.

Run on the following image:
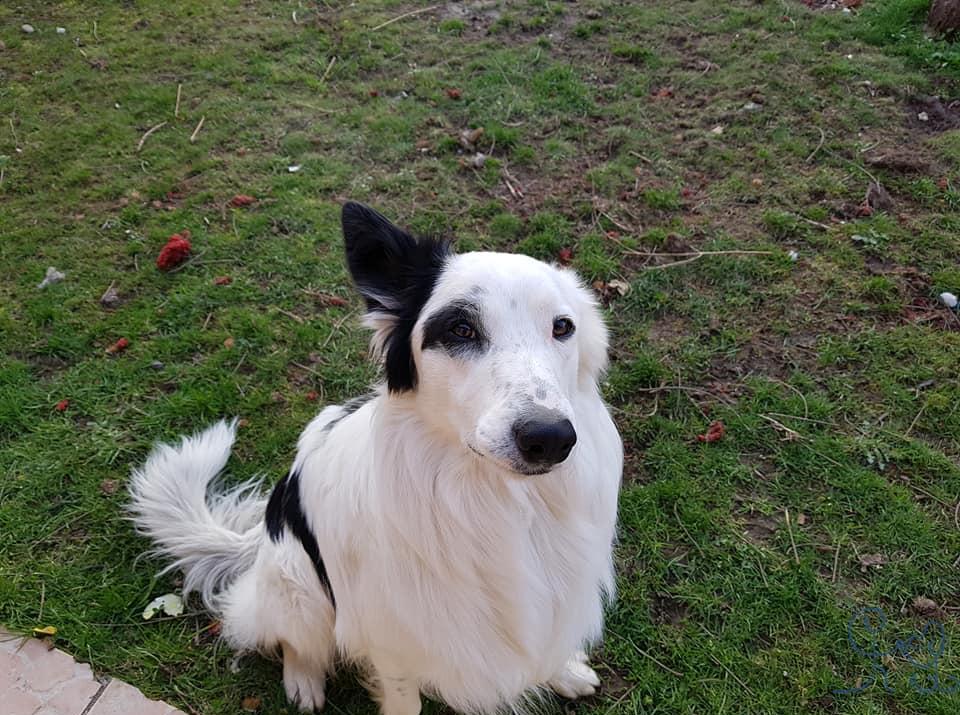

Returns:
130,202,623,714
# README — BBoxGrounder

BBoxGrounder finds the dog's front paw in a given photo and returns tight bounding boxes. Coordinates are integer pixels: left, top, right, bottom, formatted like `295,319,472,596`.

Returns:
548,651,601,699
283,660,326,712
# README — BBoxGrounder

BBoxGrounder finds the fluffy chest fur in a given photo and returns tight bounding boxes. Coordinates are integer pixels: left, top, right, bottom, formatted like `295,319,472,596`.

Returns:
296,393,621,711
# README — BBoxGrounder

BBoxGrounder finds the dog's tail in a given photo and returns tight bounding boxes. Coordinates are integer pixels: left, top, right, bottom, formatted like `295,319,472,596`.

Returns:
129,419,266,610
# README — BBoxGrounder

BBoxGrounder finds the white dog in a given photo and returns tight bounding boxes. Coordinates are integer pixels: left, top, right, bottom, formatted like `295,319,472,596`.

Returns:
129,202,623,715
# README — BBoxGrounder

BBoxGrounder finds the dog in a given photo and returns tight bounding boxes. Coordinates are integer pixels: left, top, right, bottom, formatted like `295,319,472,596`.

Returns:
129,201,623,715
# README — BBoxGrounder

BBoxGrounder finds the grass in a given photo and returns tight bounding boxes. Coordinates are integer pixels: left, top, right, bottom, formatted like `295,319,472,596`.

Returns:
1,1,959,714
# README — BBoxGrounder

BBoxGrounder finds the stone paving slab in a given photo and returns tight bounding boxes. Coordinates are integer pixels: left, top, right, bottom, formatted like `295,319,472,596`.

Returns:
1,629,186,715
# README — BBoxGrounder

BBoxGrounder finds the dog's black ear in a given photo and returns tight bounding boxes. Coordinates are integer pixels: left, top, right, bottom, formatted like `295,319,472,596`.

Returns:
341,201,452,392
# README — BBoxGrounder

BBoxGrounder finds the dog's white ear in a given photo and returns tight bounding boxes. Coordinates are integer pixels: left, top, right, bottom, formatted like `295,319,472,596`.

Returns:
341,202,452,392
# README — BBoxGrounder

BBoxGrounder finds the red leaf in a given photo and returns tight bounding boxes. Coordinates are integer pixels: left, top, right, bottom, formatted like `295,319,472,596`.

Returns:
369,89,379,97
697,420,725,443
105,337,129,354
213,275,232,285
54,399,70,412
229,194,256,208
446,88,462,100
156,231,192,271
558,247,574,265
652,87,673,99
306,390,319,402
856,202,874,217
310,292,348,307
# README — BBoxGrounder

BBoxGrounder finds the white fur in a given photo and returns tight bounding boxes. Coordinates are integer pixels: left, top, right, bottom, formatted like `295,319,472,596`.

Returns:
130,251,622,715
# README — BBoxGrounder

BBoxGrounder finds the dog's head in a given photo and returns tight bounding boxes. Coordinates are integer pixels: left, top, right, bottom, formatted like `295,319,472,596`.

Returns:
342,202,608,475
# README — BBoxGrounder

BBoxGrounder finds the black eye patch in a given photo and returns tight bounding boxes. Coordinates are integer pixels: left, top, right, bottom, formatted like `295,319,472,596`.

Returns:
421,301,488,355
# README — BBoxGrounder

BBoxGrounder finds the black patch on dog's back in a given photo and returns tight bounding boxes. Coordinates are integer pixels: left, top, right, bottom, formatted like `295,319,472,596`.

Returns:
322,391,376,434
265,470,336,608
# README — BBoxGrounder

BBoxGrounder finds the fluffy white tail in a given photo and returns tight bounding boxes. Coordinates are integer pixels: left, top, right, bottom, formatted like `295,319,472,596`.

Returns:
129,420,266,610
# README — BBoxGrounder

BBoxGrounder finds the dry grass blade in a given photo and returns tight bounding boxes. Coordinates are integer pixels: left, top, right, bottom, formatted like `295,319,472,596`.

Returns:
136,121,167,152
369,5,441,32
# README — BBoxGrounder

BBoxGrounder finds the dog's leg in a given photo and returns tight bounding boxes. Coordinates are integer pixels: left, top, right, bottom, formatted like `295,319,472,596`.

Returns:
282,641,328,712
370,655,422,715
548,650,601,699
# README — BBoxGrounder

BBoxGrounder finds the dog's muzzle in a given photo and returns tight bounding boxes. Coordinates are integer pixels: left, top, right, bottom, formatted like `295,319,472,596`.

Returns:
512,409,577,468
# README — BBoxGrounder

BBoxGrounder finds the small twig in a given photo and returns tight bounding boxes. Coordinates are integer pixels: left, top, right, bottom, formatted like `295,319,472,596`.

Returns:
759,414,803,441
288,100,336,113
599,210,635,235
673,501,705,558
642,394,659,419
954,501,959,531
627,248,780,271
291,361,324,378
38,582,45,622
603,683,639,714
190,116,205,143
764,412,832,426
611,631,684,678
202,312,214,330
278,308,306,324
502,167,524,199
806,127,826,164
175,83,182,118
369,4,441,32
708,654,754,695
93,20,100,42
908,484,952,508
832,538,842,583
629,150,654,164
795,215,832,231
319,310,356,351
320,56,337,83
785,508,800,565
904,402,927,437
627,249,779,258
136,121,167,152
769,378,809,419
9,117,20,148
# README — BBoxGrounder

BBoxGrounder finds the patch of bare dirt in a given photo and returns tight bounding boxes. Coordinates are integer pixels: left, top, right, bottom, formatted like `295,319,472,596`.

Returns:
906,95,960,133
442,1,502,38
738,511,781,547
865,149,933,175
651,592,689,626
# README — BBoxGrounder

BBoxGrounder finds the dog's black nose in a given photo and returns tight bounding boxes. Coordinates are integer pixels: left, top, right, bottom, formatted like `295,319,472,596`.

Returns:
513,413,577,467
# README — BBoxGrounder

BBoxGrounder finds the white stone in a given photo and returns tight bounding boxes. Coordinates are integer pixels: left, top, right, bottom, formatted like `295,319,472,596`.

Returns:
940,292,958,309
37,267,66,289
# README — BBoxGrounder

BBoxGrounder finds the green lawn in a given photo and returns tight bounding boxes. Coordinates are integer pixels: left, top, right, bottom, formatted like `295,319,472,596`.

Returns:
1,1,959,713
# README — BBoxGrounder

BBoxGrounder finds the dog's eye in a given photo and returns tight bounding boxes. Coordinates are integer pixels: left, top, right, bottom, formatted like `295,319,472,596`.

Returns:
552,317,575,339
450,321,477,340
